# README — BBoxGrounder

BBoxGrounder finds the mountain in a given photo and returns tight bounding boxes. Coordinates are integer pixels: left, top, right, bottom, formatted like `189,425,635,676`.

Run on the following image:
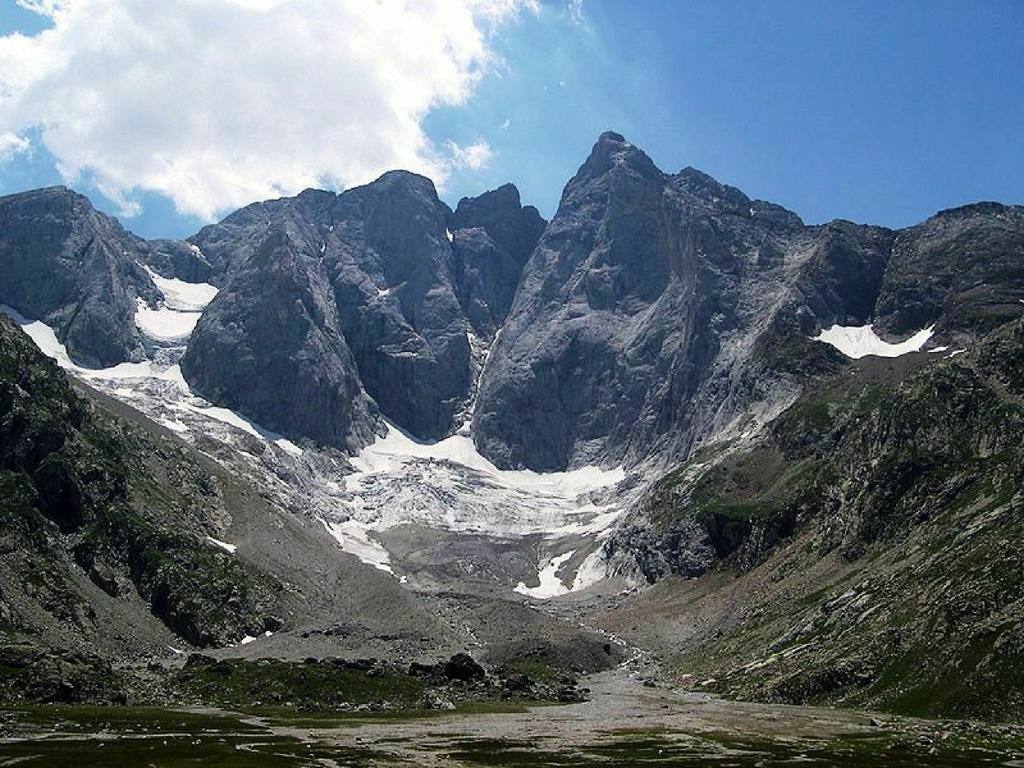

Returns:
0,131,1021,722
0,187,159,367
597,318,1024,720
0,311,277,656
181,174,545,446
472,132,1024,471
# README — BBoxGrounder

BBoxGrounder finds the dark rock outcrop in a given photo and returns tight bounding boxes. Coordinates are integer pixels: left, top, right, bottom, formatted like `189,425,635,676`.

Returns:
874,202,1024,338
0,313,278,651
182,176,545,444
0,186,159,367
180,228,379,451
451,184,545,336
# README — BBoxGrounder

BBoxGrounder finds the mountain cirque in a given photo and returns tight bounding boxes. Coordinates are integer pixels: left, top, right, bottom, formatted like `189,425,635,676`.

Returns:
0,132,1022,723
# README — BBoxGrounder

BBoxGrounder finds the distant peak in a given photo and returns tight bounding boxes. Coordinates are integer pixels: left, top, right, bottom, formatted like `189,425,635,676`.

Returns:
370,169,439,196
574,131,660,185
935,201,1013,220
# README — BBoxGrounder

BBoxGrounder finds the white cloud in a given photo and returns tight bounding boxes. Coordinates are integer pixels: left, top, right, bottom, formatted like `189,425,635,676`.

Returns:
446,139,494,171
568,0,584,25
0,0,535,220
0,133,31,162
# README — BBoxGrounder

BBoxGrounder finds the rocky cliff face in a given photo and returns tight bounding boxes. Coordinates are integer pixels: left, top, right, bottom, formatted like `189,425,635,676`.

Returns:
0,187,159,367
471,133,883,470
451,183,546,336
1,134,1021,466
181,228,379,452
0,313,279,653
181,175,544,445
471,133,1024,471
874,202,1024,338
603,318,1024,721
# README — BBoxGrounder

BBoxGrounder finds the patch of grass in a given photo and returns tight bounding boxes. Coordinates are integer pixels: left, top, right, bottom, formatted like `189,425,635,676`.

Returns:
174,658,428,712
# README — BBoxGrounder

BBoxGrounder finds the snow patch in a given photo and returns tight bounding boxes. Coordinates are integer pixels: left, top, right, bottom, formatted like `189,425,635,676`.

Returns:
1,307,303,457
514,551,576,599
135,298,202,340
239,630,274,646
321,518,394,575
446,228,454,243
812,324,934,359
206,536,237,554
349,421,624,499
143,266,218,311
330,421,625,587
181,397,303,456
135,266,217,341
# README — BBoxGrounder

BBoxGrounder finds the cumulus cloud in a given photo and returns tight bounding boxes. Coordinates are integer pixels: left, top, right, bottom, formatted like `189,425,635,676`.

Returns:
0,0,536,220
0,133,31,163
446,139,494,171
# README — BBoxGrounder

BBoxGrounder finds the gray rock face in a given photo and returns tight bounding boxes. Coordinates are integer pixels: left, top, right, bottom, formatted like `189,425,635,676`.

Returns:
144,239,216,284
472,132,1024,471
327,172,470,439
472,133,817,470
3,136,1021,462
180,229,379,452
181,175,545,445
874,202,1024,338
0,186,158,367
451,184,545,336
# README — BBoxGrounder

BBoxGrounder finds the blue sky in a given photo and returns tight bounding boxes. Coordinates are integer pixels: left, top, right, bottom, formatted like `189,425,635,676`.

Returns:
1,0,1021,240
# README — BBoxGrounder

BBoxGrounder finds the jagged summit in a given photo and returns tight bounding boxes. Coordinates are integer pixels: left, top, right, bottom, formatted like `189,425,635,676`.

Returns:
1,132,1023,725
1,131,1022,466
570,130,662,188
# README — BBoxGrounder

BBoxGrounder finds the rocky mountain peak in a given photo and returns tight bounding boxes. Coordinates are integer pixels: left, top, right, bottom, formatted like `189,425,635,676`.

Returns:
570,130,662,189
453,183,545,266
0,185,159,368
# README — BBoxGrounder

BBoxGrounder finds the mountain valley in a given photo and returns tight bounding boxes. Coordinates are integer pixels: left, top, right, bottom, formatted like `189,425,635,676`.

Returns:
0,131,1021,745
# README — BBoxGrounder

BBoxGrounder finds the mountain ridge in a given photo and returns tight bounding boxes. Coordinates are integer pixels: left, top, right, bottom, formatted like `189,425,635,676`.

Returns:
0,131,1022,723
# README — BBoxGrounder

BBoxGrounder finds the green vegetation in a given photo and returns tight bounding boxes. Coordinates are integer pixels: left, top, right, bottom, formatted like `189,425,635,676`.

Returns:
172,657,428,712
648,319,1024,722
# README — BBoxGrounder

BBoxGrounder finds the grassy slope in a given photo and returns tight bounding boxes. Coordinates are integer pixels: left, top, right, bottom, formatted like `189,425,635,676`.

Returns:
598,319,1024,722
0,314,280,700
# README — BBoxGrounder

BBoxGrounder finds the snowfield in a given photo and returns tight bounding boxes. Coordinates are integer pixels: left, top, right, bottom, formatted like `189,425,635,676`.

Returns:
1,303,630,599
812,323,934,359
135,266,218,340
321,420,627,588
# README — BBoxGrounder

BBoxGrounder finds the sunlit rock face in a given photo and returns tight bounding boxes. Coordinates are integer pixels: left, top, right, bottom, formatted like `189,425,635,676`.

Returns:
180,174,545,447
471,132,824,471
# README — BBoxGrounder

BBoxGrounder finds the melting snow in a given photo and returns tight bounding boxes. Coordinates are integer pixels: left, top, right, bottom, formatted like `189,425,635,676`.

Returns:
135,298,203,339
514,551,576,599
239,630,274,646
322,518,394,574
1,306,303,457
3,305,627,596
135,266,218,341
446,228,454,243
324,420,626,589
144,266,218,311
812,324,934,359
206,536,237,554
